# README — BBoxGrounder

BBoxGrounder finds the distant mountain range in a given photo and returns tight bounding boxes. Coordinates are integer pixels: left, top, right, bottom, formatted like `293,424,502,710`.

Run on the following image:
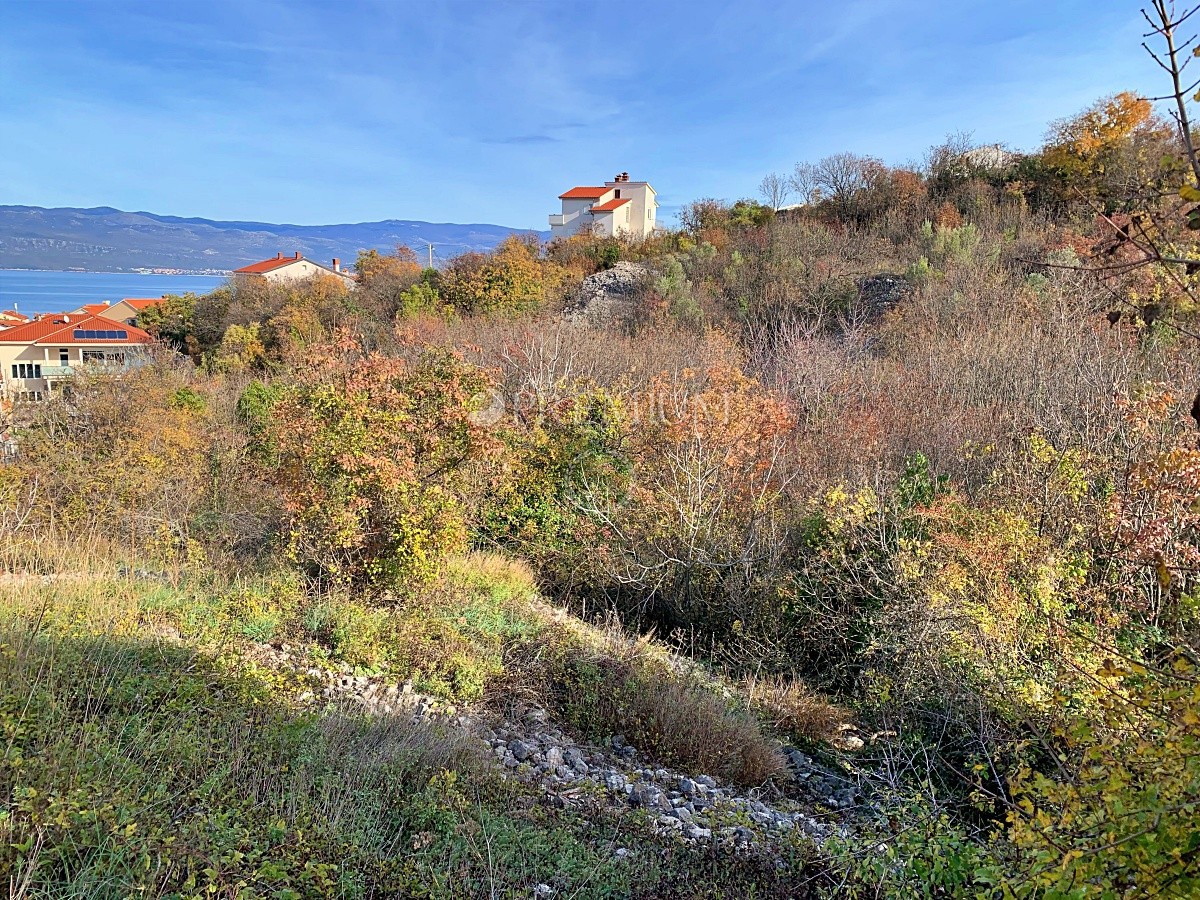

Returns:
0,205,549,273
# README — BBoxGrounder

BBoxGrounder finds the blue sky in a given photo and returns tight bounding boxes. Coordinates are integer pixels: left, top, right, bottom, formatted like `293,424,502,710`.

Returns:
0,0,1173,229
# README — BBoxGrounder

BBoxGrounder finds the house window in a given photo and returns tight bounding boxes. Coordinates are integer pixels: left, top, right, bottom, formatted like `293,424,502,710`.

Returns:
82,350,127,366
59,349,69,364
615,189,621,198
11,363,42,379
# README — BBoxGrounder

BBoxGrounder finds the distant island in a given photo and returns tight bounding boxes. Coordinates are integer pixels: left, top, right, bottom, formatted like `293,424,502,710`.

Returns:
0,205,549,272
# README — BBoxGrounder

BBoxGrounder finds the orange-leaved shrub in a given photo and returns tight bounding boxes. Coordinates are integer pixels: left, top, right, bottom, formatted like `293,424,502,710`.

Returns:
243,333,495,590
581,365,798,635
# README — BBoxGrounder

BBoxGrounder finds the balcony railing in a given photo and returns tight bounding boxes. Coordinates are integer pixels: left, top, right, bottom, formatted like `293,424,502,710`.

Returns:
40,365,74,378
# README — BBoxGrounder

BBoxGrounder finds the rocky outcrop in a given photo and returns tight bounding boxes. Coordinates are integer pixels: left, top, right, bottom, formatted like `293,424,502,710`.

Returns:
562,262,648,326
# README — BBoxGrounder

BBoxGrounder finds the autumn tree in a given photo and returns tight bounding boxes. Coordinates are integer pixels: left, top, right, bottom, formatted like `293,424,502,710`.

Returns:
679,198,733,236
438,236,558,315
354,245,422,285
206,323,268,374
1038,90,1178,207
267,273,355,353
137,292,199,357
246,334,495,589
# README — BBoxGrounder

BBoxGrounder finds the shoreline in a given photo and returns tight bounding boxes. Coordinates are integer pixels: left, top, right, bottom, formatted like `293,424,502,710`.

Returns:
0,268,231,277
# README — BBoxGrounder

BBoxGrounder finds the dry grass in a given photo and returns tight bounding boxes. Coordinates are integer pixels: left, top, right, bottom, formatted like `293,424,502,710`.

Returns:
741,673,850,743
538,620,789,787
621,673,790,786
0,527,136,577
445,551,539,597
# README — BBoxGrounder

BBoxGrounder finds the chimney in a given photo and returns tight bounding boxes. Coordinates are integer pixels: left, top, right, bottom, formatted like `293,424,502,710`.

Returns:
622,171,629,181
294,251,302,260
332,258,340,273
276,252,283,259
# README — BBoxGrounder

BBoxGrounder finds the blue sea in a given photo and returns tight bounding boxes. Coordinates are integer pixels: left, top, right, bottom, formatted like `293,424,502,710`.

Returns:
0,270,227,316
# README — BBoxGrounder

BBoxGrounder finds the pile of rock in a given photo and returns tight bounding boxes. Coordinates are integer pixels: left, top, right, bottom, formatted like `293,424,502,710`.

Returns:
855,273,911,319
480,713,848,847
248,643,474,727
562,262,648,326
251,643,863,851
781,745,862,810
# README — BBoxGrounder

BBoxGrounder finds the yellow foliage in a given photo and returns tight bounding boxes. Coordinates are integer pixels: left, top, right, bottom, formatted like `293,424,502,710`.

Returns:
1045,91,1156,162
439,237,562,315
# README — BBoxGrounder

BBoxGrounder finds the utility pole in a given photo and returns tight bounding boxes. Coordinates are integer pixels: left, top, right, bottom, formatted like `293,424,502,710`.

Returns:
426,242,434,269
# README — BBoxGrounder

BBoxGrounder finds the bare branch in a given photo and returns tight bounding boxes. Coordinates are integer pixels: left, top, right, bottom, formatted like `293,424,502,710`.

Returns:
1144,1,1200,185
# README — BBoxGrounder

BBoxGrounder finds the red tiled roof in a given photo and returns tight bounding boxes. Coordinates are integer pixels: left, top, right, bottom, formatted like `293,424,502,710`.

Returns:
0,310,28,323
234,252,305,274
77,303,112,315
120,298,167,310
559,186,609,200
0,312,153,345
590,198,632,212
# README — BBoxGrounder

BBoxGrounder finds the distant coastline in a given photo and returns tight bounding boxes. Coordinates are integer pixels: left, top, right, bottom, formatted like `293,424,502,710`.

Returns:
0,269,227,316
0,204,545,273
0,267,232,276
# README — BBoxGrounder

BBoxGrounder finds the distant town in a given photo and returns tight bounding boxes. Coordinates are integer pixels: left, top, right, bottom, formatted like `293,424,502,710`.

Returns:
128,267,230,276
1,266,232,276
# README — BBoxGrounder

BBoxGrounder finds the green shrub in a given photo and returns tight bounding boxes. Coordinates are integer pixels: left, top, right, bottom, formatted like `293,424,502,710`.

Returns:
823,796,1002,899
1005,656,1200,899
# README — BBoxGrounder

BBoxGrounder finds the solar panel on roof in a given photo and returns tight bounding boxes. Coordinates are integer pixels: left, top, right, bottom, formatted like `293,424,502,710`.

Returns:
72,329,128,340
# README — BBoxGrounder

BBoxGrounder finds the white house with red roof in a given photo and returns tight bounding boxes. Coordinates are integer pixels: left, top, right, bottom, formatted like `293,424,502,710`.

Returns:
69,298,170,326
97,297,168,326
233,252,355,286
0,310,30,329
71,302,116,317
549,172,658,240
0,311,154,401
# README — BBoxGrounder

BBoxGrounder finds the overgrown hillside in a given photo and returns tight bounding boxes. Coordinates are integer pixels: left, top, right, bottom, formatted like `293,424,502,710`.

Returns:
4,24,1200,900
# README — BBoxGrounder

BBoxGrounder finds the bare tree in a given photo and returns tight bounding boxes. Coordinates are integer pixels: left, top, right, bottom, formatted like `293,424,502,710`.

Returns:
923,130,978,194
789,162,818,204
758,172,792,210
1143,1,1200,187
820,153,885,207
789,153,889,221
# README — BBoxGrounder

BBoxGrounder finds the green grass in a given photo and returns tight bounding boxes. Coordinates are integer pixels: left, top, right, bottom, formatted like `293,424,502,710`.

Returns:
0,567,833,899
0,595,680,899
